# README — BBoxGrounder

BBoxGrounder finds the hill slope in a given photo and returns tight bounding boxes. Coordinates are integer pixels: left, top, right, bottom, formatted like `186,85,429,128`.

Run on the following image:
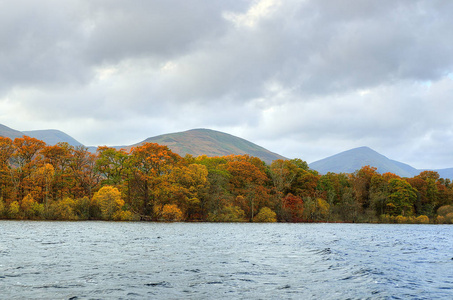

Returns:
309,146,419,177
133,128,287,164
0,124,24,139
23,129,83,146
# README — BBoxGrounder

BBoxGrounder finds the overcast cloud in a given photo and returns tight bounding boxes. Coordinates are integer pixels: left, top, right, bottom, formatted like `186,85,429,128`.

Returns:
1,0,453,169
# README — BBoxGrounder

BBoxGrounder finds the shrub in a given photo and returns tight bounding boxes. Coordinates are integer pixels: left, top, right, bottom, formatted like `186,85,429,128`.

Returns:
113,210,138,221
8,201,20,219
207,205,246,222
161,204,184,222
49,197,78,220
0,197,5,218
436,205,453,224
253,207,277,223
415,215,430,224
73,197,91,220
395,215,408,224
21,194,44,219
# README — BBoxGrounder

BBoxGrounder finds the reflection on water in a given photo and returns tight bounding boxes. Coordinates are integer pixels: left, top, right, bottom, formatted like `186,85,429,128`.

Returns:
1,221,452,299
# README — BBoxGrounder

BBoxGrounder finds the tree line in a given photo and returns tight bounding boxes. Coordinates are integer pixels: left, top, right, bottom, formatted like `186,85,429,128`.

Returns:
0,136,452,223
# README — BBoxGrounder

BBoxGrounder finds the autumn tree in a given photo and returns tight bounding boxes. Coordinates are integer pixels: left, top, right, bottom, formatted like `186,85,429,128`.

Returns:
386,178,417,216
281,193,304,222
92,186,125,220
128,143,182,218
95,146,130,187
350,166,378,210
0,137,14,202
195,156,232,219
253,207,277,222
41,143,76,200
69,146,100,198
317,172,350,205
9,136,46,201
207,204,246,222
156,204,184,221
226,155,270,221
168,163,209,220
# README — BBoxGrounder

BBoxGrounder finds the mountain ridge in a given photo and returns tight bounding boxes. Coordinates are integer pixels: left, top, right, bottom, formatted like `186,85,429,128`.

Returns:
130,128,287,164
308,146,453,179
1,123,452,177
22,129,83,147
0,124,286,164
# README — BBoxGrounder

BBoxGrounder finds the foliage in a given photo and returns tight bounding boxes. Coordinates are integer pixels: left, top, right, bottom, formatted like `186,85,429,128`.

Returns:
386,178,417,216
253,207,277,222
415,215,430,224
92,186,124,220
159,204,184,222
48,197,78,220
207,205,246,222
21,194,44,219
1,136,452,223
0,197,5,218
436,205,453,224
9,201,20,219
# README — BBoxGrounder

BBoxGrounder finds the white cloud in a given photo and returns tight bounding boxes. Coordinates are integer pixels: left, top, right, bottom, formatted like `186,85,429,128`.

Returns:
224,0,282,29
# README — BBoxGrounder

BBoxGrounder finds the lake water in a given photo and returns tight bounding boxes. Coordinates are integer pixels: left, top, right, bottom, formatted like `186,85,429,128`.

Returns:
0,221,452,299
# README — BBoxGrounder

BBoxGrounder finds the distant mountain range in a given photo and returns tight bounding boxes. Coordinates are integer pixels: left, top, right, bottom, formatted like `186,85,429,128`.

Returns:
0,124,285,164
0,123,84,146
1,123,452,178
308,146,453,179
22,129,83,147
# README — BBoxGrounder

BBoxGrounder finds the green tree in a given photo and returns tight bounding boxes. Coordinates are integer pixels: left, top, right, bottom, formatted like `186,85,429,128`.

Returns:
386,178,417,216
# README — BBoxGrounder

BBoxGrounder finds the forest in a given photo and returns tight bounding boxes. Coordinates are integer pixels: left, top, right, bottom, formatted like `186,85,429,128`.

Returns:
0,136,452,223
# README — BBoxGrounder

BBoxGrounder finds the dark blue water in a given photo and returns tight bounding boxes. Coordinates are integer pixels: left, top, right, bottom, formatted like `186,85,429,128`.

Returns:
0,222,452,299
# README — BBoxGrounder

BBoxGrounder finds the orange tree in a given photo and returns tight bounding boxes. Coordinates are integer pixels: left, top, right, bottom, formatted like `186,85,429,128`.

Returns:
226,155,271,221
128,143,182,218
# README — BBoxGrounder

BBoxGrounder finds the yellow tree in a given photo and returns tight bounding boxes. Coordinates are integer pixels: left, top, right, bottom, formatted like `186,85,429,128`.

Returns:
32,163,55,210
168,163,209,220
253,207,277,222
92,186,124,220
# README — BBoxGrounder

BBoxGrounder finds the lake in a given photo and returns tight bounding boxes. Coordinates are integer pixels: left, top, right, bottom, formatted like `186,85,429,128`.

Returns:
0,221,452,299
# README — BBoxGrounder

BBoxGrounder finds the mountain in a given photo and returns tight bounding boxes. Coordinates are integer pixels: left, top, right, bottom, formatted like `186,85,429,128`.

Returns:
23,129,83,146
131,128,287,164
309,146,453,179
0,123,83,147
2,122,452,177
309,146,419,177
0,124,24,139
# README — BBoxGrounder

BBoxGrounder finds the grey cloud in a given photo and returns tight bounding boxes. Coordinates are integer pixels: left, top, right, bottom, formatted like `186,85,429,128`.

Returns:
0,1,91,91
1,0,453,169
83,0,243,64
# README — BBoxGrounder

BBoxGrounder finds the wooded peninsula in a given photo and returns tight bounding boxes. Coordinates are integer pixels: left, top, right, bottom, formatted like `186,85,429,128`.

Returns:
1,136,452,223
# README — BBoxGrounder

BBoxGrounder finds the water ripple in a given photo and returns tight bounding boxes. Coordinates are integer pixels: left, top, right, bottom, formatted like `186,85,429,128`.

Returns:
0,221,452,299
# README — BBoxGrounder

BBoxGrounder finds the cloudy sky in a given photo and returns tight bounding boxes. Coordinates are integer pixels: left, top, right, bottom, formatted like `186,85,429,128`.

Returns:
1,0,453,169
